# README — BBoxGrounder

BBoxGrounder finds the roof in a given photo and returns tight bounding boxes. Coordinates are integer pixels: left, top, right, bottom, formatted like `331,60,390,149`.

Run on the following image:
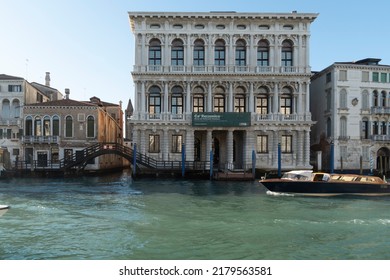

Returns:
334,58,385,66
25,97,119,108
25,98,92,107
311,58,390,80
126,99,134,116
0,74,24,80
30,82,60,93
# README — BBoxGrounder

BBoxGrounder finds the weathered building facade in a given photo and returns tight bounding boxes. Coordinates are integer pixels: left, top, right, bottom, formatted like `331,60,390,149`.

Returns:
128,11,317,172
22,95,124,171
311,58,390,175
0,74,54,170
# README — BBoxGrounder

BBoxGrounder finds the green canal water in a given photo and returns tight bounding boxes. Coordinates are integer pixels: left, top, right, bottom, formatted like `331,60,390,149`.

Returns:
0,171,389,260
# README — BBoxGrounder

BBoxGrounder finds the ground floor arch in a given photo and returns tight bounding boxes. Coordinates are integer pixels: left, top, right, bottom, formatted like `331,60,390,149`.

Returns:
377,147,390,175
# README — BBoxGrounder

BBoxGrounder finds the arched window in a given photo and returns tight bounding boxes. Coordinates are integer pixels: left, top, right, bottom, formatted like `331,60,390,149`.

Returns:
381,90,387,107
171,39,184,66
257,40,269,67
65,116,73,138
2,99,10,119
362,90,369,109
148,86,161,119
12,99,20,118
235,39,246,66
339,89,347,108
214,39,226,67
52,116,59,136
171,86,183,116
381,120,387,135
281,40,293,67
213,86,225,112
192,86,205,113
234,87,246,112
373,90,379,107
373,119,379,135
148,38,161,66
362,117,369,139
193,39,205,66
340,117,347,138
87,116,95,138
43,116,51,136
280,87,293,115
34,116,42,136
25,116,33,136
256,86,269,114
326,117,332,138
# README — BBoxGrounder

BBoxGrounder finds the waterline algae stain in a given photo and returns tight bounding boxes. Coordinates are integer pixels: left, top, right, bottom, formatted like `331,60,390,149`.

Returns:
0,171,389,260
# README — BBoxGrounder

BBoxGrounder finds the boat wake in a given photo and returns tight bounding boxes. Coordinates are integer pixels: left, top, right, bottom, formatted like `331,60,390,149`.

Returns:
266,190,295,197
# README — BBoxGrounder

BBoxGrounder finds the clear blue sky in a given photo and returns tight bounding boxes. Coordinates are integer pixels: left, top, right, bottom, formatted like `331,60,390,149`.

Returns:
1,0,390,106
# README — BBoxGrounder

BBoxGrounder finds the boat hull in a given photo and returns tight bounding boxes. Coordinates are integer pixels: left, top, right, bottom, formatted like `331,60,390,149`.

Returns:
0,205,10,217
260,180,390,196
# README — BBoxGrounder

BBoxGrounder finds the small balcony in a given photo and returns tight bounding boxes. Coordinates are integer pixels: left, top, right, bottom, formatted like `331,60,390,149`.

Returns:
371,107,390,115
372,134,390,141
22,135,59,144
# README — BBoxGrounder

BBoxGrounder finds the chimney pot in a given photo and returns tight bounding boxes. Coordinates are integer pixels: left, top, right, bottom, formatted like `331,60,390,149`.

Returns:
45,72,51,87
65,88,70,99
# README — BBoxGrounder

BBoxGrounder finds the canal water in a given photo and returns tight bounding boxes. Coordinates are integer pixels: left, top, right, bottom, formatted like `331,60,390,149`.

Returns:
0,171,389,260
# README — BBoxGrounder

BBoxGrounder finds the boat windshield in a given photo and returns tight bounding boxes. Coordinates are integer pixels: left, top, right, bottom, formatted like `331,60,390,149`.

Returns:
282,171,312,181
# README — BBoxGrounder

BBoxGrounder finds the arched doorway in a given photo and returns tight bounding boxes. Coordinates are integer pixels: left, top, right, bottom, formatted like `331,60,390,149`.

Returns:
194,137,201,161
213,138,220,166
377,147,390,176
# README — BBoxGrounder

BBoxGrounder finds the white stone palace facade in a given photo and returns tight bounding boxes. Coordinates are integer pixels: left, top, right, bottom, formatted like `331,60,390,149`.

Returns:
128,11,317,172
311,58,390,174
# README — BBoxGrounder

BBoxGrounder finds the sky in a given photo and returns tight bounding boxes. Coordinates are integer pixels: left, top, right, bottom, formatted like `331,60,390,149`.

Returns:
1,0,390,107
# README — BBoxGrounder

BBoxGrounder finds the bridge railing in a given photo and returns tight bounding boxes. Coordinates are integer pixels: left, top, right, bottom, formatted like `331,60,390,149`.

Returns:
13,142,211,172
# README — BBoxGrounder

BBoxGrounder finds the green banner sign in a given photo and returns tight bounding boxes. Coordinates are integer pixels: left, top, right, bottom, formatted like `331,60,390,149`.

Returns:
192,112,251,127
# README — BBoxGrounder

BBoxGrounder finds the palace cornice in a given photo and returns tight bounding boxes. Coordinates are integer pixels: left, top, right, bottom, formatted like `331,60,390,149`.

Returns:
333,63,390,72
128,11,318,21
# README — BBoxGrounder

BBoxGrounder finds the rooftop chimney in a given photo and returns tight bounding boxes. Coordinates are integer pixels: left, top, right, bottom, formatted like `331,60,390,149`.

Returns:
45,72,51,87
65,88,70,99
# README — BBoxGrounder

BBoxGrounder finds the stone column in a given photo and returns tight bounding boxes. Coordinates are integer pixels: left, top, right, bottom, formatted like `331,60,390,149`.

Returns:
249,82,254,113
227,129,234,169
297,130,303,166
245,130,255,166
186,82,191,116
164,82,169,119
140,81,145,120
163,128,169,161
273,83,279,114
185,128,194,162
206,130,212,162
140,129,146,155
297,82,302,115
228,82,233,112
304,129,310,167
141,33,146,67
133,81,139,120
164,33,170,72
273,130,279,167
207,83,212,112
305,82,310,113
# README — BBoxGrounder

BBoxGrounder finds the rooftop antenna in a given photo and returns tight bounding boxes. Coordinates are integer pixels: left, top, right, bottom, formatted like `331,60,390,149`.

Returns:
25,59,29,80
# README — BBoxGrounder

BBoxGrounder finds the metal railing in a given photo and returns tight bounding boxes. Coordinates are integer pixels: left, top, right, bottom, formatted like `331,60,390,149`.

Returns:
133,65,308,74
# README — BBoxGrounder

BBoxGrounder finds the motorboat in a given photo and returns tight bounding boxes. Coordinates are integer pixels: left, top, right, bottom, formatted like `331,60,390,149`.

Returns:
0,205,10,217
259,170,390,196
